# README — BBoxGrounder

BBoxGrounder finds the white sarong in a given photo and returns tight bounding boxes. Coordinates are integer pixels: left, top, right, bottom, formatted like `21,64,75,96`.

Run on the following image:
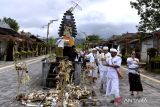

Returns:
101,69,107,92
92,66,98,78
87,63,98,78
88,66,98,78
99,64,104,79
106,78,120,97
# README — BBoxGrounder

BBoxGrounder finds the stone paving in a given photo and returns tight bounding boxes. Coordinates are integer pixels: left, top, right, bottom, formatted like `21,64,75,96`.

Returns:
83,68,160,107
0,59,160,107
141,68,160,81
0,58,44,107
0,61,13,68
0,55,47,68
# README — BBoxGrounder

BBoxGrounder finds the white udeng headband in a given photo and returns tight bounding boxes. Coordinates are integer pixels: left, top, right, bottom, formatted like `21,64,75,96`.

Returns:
96,47,99,49
103,46,108,50
110,48,117,52
92,48,96,51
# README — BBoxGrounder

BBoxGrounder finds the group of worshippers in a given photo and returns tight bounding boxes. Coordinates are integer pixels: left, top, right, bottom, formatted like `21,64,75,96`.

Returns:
84,46,143,106
84,46,123,105
55,36,143,105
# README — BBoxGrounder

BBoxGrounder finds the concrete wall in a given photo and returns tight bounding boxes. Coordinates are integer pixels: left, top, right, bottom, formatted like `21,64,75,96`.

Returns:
0,40,7,60
153,35,160,55
141,38,153,62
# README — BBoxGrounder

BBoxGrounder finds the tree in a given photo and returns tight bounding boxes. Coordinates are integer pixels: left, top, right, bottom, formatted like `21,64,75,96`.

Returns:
2,17,20,32
130,0,160,32
84,34,102,48
48,37,56,46
86,34,101,42
77,43,83,49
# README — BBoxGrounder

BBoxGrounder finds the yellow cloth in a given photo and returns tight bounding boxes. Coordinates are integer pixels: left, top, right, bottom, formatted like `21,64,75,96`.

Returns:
63,36,74,46
69,38,74,46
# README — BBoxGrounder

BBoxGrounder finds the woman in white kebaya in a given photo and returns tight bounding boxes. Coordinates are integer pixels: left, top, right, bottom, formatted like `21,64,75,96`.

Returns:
127,51,143,96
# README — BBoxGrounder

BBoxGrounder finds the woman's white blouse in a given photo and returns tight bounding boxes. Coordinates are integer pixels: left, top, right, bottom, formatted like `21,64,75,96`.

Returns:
127,57,139,74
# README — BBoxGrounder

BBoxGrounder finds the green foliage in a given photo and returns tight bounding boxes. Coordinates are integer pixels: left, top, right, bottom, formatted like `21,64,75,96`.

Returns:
150,56,160,62
2,17,20,32
85,34,102,44
15,51,20,55
77,43,83,49
21,50,27,55
130,0,160,32
147,48,157,58
27,50,32,55
122,54,130,65
151,69,160,73
121,48,126,56
14,51,20,58
86,34,101,42
83,34,101,48
149,56,160,73
48,37,56,46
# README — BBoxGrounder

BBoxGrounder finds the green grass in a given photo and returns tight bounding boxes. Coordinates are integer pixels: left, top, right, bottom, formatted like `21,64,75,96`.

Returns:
150,56,160,62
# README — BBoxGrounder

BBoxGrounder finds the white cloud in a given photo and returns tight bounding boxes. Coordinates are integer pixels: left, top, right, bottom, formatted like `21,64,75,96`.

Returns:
75,0,139,23
0,0,140,38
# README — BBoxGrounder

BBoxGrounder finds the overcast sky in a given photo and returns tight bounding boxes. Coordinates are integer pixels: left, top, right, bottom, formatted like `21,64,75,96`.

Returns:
0,0,139,38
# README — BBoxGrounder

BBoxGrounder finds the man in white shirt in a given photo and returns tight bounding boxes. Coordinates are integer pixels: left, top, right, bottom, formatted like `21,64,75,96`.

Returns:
85,48,98,83
100,46,111,93
95,46,101,75
105,48,122,105
95,46,100,56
